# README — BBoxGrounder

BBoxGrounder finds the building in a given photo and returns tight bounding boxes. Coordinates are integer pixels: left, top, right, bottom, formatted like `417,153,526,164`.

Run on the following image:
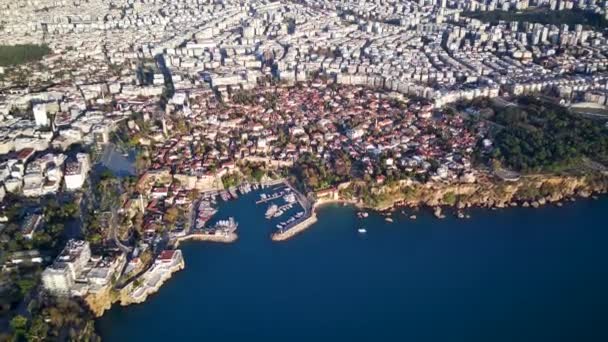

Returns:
33,103,49,127
20,213,43,239
64,153,90,190
41,240,91,296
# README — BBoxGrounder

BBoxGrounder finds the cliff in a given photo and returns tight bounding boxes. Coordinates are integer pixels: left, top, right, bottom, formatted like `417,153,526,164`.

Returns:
84,255,186,317
346,173,608,211
84,286,122,317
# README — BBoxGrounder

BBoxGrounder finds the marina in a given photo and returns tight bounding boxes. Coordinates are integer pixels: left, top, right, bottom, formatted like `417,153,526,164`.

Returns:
252,181,315,239
189,192,239,239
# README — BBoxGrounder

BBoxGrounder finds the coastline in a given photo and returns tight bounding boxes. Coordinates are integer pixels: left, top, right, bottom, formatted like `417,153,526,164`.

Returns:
125,255,185,305
85,251,186,317
268,172,608,242
331,173,608,213
86,172,608,315
85,232,239,317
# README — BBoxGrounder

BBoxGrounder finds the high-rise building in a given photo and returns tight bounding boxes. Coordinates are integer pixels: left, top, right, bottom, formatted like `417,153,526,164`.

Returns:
64,153,90,190
33,103,49,127
42,240,91,296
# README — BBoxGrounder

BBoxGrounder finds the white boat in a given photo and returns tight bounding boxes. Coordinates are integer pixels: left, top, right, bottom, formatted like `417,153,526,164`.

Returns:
358,228,367,234
265,204,279,219
283,193,296,203
385,217,393,223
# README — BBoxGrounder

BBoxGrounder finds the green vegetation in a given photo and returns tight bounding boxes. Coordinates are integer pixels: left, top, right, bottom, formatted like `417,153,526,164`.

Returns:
442,192,457,206
485,97,608,172
15,297,102,341
462,8,608,30
239,161,267,182
10,315,28,337
290,153,339,192
221,172,241,188
0,44,50,67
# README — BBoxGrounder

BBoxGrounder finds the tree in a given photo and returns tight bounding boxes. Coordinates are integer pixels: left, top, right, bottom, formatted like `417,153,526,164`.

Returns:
27,317,49,342
164,207,179,224
442,192,457,206
10,315,28,336
252,168,265,182
17,278,37,296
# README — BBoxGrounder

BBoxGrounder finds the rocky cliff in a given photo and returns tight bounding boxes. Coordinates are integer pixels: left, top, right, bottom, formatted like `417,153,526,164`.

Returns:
351,173,608,211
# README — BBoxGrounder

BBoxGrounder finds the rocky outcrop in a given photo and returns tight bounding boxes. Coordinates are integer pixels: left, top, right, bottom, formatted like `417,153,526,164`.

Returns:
84,253,186,317
350,173,608,211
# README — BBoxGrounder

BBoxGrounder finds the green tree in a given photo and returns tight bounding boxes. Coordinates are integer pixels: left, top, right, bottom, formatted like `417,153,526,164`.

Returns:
10,315,28,336
26,317,49,342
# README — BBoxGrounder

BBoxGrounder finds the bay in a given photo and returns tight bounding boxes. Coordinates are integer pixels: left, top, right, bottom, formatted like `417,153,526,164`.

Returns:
97,192,608,341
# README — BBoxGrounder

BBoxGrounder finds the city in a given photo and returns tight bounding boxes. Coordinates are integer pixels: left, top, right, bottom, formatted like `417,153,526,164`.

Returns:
1,0,608,340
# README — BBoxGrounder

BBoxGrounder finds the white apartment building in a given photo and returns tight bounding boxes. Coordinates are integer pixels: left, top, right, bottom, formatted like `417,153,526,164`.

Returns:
42,240,91,296
64,153,90,190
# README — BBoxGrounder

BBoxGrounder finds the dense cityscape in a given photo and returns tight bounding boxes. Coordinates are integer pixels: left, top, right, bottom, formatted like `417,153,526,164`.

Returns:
1,0,608,340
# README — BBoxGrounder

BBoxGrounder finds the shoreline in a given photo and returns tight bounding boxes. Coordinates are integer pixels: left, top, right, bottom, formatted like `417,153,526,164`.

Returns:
87,172,608,314
332,173,608,213
270,173,608,241
125,257,185,305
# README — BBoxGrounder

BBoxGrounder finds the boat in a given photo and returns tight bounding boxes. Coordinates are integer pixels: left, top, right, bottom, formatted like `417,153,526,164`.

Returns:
385,217,393,223
265,204,279,219
283,193,296,203
358,228,367,234
212,217,238,233
357,212,369,218
228,188,239,199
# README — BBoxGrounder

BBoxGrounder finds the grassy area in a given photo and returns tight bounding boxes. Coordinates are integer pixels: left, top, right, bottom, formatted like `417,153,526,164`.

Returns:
462,8,608,30
0,44,50,67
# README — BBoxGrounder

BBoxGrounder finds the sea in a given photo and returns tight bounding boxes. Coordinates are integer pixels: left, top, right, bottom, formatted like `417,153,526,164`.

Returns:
97,190,608,342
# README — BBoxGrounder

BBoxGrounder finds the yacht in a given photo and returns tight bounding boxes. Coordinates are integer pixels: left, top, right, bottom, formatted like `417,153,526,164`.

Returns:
265,204,279,219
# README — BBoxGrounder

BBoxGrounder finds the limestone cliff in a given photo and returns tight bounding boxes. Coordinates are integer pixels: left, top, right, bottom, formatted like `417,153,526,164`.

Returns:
348,173,608,211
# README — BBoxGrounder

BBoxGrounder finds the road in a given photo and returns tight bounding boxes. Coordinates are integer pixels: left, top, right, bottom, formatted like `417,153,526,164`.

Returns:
110,207,132,255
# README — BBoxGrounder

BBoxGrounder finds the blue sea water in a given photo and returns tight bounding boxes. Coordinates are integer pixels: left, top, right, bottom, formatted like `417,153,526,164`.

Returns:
97,192,608,342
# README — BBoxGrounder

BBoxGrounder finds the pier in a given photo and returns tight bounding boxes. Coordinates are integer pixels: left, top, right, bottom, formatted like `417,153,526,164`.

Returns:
271,180,316,240
255,188,289,204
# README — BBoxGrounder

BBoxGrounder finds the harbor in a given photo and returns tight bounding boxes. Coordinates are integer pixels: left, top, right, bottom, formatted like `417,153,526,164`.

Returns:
251,180,316,241
177,180,297,245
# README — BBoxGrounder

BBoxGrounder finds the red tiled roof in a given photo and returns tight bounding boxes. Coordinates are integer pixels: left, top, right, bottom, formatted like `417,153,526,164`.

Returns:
158,250,175,261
